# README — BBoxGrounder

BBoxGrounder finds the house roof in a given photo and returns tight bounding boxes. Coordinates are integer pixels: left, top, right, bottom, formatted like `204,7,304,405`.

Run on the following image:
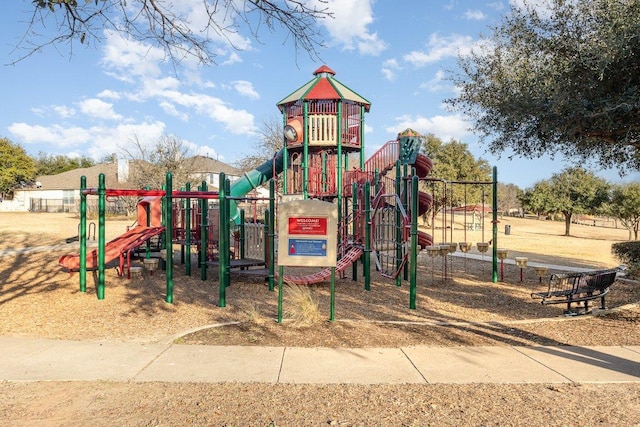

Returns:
34,156,242,191
184,156,241,176
36,162,122,190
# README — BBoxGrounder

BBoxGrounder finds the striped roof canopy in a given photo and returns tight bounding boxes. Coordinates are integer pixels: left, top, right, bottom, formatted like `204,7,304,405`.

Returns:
277,65,371,111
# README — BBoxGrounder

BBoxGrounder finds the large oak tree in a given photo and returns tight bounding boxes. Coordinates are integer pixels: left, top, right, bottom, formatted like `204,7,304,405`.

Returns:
608,183,640,240
0,137,36,195
448,0,640,171
519,167,610,236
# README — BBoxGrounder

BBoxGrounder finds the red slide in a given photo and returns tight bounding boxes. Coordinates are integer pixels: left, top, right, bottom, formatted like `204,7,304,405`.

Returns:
414,153,435,248
278,246,364,285
58,226,164,272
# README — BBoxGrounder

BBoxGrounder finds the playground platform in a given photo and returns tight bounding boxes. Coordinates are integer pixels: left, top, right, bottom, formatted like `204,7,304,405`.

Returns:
1,335,639,384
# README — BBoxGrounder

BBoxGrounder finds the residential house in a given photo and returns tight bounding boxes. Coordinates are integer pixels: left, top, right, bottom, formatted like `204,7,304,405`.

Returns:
0,156,243,213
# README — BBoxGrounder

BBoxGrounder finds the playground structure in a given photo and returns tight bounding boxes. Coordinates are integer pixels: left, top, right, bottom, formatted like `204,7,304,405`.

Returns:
59,65,498,311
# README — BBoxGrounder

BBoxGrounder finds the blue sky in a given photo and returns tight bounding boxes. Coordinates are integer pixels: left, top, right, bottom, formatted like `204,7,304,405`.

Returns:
1,0,637,188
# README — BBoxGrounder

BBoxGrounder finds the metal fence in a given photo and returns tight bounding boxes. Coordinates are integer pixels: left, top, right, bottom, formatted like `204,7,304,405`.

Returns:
29,198,130,216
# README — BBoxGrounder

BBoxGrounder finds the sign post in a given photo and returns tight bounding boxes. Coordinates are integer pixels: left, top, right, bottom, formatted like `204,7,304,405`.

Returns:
277,199,338,321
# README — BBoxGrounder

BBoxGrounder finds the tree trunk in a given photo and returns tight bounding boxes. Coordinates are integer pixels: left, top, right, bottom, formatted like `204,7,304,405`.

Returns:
563,212,572,236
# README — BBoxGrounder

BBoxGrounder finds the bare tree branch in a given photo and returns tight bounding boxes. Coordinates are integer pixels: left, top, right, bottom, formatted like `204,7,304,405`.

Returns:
10,0,331,66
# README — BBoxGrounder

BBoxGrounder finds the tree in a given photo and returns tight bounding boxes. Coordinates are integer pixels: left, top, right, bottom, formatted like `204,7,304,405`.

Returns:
0,137,37,195
34,152,94,176
519,180,553,220
608,183,640,240
519,167,610,236
448,0,640,171
15,0,331,65
234,115,284,172
422,134,492,206
497,182,522,215
121,133,194,190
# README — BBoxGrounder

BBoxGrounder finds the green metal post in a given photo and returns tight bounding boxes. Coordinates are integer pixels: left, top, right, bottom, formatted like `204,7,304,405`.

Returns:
161,185,166,251
277,265,284,323
492,167,499,283
282,146,288,194
351,182,358,281
218,172,227,307
364,181,371,291
223,178,231,289
165,173,174,303
268,179,276,291
410,175,419,309
240,209,246,259
185,182,192,276
145,186,151,259
79,176,87,293
97,173,106,300
395,161,402,287
179,189,185,265
330,267,336,321
264,208,270,281
403,163,409,281
302,101,309,198
200,181,208,281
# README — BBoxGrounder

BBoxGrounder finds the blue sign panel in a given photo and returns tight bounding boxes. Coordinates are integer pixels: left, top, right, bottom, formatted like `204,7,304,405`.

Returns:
287,238,328,257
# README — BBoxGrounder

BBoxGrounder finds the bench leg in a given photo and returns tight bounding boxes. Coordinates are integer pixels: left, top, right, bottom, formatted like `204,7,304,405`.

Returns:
600,296,607,310
564,298,577,315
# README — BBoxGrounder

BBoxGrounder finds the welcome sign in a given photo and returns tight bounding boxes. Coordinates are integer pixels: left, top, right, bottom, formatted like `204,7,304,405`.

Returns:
278,199,337,267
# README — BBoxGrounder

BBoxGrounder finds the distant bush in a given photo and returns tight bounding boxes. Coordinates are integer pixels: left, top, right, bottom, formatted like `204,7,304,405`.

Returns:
612,242,640,280
612,241,640,267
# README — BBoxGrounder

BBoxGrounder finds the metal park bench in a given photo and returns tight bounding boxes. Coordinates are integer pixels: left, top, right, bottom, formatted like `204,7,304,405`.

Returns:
531,268,618,314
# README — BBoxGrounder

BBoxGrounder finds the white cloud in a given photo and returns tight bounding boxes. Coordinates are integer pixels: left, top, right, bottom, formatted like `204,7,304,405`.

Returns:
314,0,387,56
419,70,449,92
195,145,221,159
385,113,471,142
151,90,256,135
403,33,475,67
98,64,257,135
9,123,71,145
159,101,189,121
78,98,123,121
233,80,260,100
100,32,166,81
464,9,487,20
357,32,388,56
381,58,401,81
97,90,121,100
9,120,167,161
31,105,76,119
222,52,243,66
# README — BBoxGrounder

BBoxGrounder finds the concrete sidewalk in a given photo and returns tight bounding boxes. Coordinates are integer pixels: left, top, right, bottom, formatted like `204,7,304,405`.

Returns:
2,336,639,384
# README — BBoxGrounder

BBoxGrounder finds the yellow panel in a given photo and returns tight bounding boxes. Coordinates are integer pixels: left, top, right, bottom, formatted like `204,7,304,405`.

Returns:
307,114,337,146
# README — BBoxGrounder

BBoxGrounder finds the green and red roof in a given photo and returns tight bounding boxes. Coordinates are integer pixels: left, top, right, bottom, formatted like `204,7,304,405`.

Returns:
277,65,371,111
